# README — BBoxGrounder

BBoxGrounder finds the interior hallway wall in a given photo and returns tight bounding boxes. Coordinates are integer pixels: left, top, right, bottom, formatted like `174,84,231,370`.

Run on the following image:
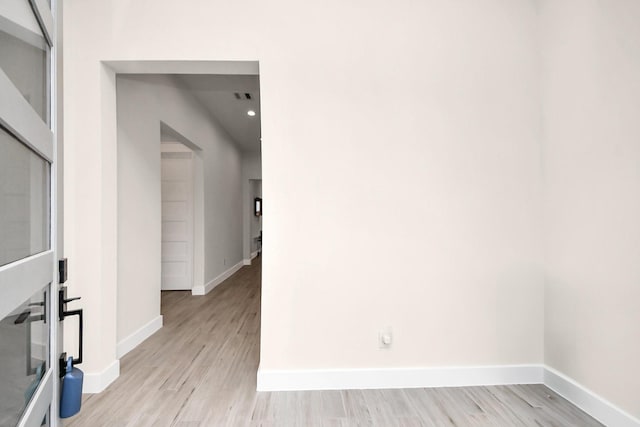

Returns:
116,74,242,349
249,180,262,255
541,0,640,418
242,152,262,262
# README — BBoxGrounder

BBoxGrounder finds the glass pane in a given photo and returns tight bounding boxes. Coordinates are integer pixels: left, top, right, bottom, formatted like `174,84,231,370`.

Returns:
0,1,49,123
0,286,49,427
0,126,50,266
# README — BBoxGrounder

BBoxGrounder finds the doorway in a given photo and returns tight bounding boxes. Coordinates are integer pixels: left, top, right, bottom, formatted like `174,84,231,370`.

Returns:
111,64,261,391
249,179,262,259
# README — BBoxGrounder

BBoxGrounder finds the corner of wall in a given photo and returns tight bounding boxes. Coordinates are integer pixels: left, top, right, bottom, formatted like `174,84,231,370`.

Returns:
83,359,120,394
193,260,245,296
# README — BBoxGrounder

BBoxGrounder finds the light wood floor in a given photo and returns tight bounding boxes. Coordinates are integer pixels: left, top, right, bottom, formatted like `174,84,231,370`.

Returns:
69,258,602,426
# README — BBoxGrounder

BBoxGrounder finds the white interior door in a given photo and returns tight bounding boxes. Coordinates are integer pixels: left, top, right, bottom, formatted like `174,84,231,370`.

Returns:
0,0,60,426
161,150,194,291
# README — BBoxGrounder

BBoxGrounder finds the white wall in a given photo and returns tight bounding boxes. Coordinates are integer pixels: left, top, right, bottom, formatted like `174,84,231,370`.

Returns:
116,74,243,349
64,0,544,381
541,0,640,418
259,1,543,371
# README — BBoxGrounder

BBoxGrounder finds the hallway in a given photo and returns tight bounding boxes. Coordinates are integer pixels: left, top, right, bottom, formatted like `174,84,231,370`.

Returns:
69,260,261,426
69,259,600,426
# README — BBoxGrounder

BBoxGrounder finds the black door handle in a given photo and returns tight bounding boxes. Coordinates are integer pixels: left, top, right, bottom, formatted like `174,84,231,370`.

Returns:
58,287,83,365
62,309,83,365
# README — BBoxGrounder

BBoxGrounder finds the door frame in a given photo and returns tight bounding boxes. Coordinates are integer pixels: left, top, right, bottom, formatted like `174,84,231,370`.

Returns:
0,0,62,425
72,60,259,392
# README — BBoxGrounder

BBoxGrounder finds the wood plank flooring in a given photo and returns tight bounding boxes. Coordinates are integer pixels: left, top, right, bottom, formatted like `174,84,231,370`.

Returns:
68,258,602,426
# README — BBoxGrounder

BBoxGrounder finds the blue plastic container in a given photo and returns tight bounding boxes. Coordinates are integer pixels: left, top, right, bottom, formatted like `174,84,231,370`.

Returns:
60,357,83,418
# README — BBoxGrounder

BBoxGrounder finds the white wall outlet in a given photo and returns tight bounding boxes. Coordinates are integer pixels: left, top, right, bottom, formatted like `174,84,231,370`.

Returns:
378,327,393,349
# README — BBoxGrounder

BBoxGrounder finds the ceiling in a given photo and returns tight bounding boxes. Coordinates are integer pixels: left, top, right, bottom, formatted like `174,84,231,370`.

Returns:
173,74,261,153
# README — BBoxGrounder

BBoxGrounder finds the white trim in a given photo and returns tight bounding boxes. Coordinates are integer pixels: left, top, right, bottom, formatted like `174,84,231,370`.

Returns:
256,364,640,426
0,14,46,49
83,359,120,394
116,315,163,358
0,1,47,47
256,364,544,392
28,0,54,46
0,251,54,320
0,69,54,162
544,366,640,427
17,369,52,427
103,60,258,75
50,0,61,420
192,260,244,296
243,251,259,266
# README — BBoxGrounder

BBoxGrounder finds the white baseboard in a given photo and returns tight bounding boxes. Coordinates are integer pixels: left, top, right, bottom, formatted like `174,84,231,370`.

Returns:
243,251,260,266
116,315,163,358
544,366,640,427
257,364,639,426
192,260,244,295
257,364,544,392
83,359,120,394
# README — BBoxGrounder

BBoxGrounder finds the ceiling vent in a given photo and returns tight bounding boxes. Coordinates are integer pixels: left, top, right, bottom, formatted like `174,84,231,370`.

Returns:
234,92,252,100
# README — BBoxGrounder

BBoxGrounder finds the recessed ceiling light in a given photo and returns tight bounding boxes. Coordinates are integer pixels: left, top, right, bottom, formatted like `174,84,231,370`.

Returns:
247,110,256,117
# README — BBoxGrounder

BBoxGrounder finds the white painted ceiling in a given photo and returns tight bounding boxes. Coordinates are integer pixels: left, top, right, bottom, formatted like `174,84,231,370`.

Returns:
174,74,261,153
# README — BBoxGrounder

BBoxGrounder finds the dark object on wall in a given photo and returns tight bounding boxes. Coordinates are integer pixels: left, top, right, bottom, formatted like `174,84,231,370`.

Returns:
254,197,262,217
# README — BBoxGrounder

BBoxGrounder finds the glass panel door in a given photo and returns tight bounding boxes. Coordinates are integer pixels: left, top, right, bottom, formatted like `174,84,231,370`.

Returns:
0,5,49,123
0,127,50,267
0,286,48,427
0,0,57,426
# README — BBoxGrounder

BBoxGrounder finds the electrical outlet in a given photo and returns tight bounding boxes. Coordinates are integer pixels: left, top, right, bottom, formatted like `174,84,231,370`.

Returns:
224,258,227,266
378,327,393,349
